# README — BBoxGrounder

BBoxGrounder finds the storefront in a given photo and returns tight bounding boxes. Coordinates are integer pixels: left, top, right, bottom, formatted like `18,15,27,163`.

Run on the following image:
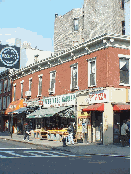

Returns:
5,99,24,133
80,87,130,145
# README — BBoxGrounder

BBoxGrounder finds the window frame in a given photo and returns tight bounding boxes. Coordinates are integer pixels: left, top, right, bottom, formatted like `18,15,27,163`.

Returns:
20,80,24,99
73,18,79,31
13,83,16,101
3,96,6,110
29,77,32,92
49,70,56,94
119,54,130,86
70,63,78,91
88,57,96,87
38,74,43,97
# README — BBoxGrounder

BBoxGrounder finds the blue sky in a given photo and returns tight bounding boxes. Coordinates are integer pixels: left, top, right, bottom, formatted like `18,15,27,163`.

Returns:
0,0,130,52
0,0,84,51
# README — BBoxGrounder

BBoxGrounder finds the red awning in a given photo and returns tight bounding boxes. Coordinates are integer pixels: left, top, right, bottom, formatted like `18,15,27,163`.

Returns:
113,104,130,111
82,103,104,112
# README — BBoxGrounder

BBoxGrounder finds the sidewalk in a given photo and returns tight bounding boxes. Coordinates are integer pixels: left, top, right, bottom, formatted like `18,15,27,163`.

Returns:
0,132,130,157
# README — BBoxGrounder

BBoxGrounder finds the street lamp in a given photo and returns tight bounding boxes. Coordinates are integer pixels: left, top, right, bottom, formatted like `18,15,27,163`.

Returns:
11,105,14,138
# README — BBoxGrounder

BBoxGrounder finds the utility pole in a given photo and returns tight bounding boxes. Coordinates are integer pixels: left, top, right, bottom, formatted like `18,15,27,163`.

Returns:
10,105,14,138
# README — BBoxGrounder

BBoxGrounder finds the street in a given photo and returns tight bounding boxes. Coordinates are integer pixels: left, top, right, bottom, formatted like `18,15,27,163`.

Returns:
0,139,130,174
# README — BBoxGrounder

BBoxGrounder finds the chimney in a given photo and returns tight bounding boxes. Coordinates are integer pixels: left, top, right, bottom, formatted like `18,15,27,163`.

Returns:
55,14,58,18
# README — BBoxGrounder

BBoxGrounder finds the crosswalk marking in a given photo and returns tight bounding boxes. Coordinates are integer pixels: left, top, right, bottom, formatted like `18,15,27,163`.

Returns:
0,150,129,159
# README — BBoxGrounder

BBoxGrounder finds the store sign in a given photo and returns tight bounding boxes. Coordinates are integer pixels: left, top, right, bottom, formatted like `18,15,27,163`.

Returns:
0,45,20,69
86,90,109,104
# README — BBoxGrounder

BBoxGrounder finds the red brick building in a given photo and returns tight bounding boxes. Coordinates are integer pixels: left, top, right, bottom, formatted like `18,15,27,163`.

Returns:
0,34,130,144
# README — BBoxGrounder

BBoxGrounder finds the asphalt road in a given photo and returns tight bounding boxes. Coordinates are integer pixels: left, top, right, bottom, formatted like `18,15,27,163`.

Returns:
0,139,130,174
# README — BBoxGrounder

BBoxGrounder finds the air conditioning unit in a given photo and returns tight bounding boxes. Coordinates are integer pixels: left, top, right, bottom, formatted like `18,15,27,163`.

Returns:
25,91,31,97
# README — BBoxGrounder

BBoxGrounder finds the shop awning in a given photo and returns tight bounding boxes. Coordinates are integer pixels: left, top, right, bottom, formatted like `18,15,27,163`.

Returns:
5,99,24,115
26,106,73,118
113,104,130,111
82,103,104,112
12,107,28,114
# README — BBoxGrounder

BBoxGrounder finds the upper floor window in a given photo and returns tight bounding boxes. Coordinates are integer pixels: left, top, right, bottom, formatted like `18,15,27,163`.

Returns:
4,80,7,93
88,57,96,87
70,63,78,91
0,82,2,94
38,74,43,96
7,79,11,92
29,78,32,92
0,97,2,110
3,96,6,109
49,71,56,94
119,55,130,85
13,84,16,101
74,18,79,31
121,0,124,9
20,80,24,98
7,96,10,108
122,21,125,35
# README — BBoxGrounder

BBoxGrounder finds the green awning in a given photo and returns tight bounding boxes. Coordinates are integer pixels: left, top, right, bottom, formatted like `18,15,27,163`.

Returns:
26,106,73,118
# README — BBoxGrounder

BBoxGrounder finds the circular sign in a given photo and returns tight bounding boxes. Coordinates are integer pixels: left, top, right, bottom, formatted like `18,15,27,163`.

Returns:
0,47,19,66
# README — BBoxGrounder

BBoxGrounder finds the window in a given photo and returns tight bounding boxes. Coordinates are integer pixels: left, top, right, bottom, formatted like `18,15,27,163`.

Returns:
7,96,10,108
0,82,1,94
49,71,56,94
3,97,6,109
74,18,79,31
70,63,78,90
29,78,32,91
122,21,125,35
13,84,16,101
7,79,11,92
38,74,43,96
119,57,130,85
0,97,1,110
20,80,24,98
88,57,96,86
4,80,7,93
121,0,124,9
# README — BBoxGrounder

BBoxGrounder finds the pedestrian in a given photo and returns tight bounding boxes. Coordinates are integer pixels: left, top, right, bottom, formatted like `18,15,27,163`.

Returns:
23,122,31,141
126,119,130,146
121,120,129,147
67,123,74,145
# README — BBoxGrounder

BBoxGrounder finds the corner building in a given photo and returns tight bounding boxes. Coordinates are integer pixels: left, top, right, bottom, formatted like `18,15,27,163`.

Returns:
1,34,130,145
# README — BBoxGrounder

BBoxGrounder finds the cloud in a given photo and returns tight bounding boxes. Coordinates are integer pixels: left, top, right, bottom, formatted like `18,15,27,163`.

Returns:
0,27,54,51
6,38,15,45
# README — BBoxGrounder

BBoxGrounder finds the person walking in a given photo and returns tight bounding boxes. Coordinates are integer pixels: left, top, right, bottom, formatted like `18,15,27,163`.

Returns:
67,123,74,145
23,122,31,141
121,120,129,147
126,119,130,146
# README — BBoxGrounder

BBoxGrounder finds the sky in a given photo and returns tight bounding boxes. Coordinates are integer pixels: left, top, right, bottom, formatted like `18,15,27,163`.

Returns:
0,0,130,52
0,0,84,51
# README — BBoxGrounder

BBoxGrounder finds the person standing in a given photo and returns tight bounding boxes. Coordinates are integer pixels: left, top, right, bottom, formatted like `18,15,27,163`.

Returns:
121,120,129,147
23,122,31,141
126,119,130,146
67,123,74,145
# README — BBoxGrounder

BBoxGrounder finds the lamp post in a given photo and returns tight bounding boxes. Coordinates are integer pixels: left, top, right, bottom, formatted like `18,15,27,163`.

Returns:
11,105,14,138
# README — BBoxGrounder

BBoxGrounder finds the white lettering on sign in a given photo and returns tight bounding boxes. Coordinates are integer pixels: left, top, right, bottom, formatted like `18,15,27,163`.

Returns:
88,90,109,104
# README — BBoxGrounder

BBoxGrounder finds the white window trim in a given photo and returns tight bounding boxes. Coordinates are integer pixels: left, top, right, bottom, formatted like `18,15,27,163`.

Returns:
37,74,43,97
88,57,96,87
119,55,130,86
70,63,78,91
13,85,16,101
49,70,56,94
29,77,32,91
